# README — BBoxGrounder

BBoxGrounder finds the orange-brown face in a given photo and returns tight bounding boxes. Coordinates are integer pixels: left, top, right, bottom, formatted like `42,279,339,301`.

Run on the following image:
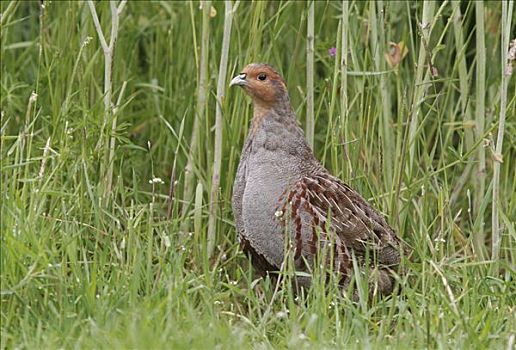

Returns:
230,63,288,105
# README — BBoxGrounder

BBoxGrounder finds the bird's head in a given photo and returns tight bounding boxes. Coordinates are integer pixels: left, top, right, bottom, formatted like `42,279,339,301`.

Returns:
230,63,289,109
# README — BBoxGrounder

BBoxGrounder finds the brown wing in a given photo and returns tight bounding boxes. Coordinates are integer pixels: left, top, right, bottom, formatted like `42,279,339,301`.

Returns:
277,172,401,268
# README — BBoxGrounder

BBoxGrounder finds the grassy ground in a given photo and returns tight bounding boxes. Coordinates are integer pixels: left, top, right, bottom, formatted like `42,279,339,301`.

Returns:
1,1,515,349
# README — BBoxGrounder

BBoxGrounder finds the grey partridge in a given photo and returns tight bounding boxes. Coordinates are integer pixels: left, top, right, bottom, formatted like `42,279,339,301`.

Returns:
230,63,402,297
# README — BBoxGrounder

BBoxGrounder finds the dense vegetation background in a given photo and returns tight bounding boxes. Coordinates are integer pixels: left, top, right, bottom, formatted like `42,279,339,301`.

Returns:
1,1,515,348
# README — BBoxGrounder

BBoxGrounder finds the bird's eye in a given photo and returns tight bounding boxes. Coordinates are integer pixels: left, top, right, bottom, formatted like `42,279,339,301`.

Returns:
258,73,267,81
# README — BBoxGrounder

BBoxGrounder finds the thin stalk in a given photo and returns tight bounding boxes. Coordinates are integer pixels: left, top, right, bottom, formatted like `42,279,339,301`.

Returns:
87,0,126,202
474,1,486,259
207,0,235,258
327,21,342,170
340,0,351,178
452,1,474,151
105,2,127,199
246,1,266,61
449,1,474,206
407,1,435,170
492,0,513,262
370,0,394,190
182,0,211,229
306,1,314,148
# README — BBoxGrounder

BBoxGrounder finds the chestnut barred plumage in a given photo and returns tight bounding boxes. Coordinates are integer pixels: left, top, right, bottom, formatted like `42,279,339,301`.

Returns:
230,63,403,298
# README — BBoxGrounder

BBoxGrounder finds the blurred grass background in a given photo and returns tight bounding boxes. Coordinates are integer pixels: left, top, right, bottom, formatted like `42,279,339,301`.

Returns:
1,1,515,348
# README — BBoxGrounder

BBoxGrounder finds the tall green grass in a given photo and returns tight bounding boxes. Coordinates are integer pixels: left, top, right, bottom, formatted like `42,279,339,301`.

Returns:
1,1,515,349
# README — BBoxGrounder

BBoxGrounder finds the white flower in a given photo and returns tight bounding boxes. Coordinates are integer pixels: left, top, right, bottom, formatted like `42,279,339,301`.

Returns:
508,39,516,61
148,177,164,185
163,235,171,248
275,310,289,319
82,36,92,47
30,91,38,102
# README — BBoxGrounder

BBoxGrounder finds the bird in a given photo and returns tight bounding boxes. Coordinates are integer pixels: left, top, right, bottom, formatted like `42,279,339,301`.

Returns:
230,63,402,298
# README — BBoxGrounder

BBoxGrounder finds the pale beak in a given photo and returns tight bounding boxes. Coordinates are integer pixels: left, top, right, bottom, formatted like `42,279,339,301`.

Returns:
230,73,247,87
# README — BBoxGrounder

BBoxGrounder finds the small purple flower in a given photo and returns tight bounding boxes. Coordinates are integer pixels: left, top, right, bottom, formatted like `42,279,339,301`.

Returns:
328,47,337,57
